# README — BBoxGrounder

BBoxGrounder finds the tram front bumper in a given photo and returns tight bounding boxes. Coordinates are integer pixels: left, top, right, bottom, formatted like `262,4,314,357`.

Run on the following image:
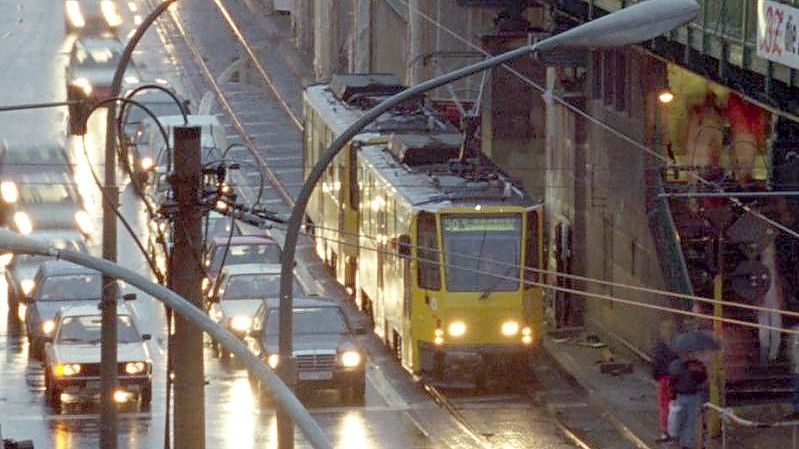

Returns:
419,342,533,384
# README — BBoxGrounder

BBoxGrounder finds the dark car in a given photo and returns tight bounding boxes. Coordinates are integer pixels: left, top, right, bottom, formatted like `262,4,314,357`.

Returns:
24,261,101,359
64,0,123,34
4,230,87,325
202,235,282,293
0,171,93,238
245,297,367,404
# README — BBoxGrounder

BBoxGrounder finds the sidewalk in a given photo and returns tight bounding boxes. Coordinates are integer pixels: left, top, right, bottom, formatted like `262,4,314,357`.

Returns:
542,328,799,449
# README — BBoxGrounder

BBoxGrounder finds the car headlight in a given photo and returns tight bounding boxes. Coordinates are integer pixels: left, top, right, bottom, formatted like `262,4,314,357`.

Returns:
72,78,93,96
42,319,56,335
230,315,252,332
101,0,123,27
340,350,362,368
75,210,94,235
141,156,154,171
448,321,466,337
17,303,27,322
13,212,33,235
267,354,279,369
522,326,534,345
0,252,13,267
1,181,18,203
19,279,36,296
501,320,520,337
65,0,85,28
124,361,147,375
201,277,210,291
54,363,81,377
20,279,35,296
124,75,140,85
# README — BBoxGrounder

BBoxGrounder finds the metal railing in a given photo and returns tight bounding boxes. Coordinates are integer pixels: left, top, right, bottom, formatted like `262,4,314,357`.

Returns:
647,169,695,304
704,402,799,449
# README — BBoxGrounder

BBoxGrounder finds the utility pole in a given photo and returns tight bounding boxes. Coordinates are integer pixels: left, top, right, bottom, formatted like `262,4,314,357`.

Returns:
170,126,205,449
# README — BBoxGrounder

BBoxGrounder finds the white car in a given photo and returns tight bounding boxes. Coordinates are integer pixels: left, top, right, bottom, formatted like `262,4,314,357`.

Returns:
43,302,152,411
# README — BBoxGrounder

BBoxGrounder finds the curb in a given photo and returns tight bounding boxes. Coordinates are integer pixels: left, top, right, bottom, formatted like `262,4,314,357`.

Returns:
538,338,657,449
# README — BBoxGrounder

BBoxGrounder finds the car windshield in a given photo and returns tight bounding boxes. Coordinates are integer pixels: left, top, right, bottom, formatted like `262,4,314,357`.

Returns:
125,102,181,125
3,147,68,167
18,183,77,203
76,45,120,67
209,243,281,272
203,217,241,238
39,273,101,301
266,307,347,335
221,273,286,300
56,315,141,344
15,240,85,267
441,215,522,292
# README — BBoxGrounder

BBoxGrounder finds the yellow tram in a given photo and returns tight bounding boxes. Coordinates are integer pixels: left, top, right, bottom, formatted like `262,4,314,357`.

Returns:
303,74,543,385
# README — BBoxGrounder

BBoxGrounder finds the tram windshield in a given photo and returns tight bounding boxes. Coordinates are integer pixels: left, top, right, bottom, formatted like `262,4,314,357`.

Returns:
441,215,521,292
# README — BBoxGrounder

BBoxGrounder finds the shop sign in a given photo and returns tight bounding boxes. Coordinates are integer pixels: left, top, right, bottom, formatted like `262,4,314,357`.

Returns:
757,0,799,69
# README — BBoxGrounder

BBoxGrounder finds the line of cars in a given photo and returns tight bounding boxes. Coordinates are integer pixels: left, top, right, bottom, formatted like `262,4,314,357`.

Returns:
0,0,155,413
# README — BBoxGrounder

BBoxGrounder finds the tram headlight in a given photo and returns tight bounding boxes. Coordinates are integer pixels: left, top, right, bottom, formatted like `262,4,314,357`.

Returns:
447,321,466,338
521,326,534,345
501,320,520,337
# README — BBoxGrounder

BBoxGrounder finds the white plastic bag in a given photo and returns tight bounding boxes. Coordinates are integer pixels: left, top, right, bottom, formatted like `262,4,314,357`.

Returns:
667,400,683,438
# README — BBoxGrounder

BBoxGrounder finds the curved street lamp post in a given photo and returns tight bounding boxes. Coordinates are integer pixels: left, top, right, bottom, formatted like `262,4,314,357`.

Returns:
274,1,699,448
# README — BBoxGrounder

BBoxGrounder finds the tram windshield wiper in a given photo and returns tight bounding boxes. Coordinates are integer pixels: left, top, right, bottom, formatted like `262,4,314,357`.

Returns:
478,265,516,300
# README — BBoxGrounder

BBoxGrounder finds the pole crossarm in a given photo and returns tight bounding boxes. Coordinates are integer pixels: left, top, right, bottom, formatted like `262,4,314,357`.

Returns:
0,229,333,449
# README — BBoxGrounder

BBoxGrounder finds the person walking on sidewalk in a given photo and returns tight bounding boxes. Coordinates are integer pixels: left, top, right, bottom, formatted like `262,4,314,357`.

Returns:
654,320,679,443
669,352,708,449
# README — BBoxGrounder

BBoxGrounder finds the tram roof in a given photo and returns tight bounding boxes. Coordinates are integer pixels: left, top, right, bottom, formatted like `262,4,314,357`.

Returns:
304,83,539,211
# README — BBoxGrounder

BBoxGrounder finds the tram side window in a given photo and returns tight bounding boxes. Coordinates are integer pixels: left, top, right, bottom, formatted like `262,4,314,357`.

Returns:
525,210,539,285
416,212,441,290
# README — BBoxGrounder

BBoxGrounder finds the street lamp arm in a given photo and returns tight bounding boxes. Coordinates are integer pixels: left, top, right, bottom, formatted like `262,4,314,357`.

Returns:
0,229,333,449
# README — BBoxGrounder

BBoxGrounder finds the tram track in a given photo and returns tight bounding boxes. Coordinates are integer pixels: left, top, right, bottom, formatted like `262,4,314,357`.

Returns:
145,2,625,448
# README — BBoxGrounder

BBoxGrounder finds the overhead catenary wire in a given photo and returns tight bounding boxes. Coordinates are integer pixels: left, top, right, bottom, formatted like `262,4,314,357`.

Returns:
282,218,799,320
259,219,799,336
392,0,799,242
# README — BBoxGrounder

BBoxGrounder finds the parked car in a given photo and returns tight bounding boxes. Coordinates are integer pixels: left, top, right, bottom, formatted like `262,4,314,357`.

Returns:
3,230,87,325
64,0,123,34
208,263,301,357
202,235,282,293
66,36,140,103
43,302,152,411
245,297,366,404
24,261,101,359
0,171,93,238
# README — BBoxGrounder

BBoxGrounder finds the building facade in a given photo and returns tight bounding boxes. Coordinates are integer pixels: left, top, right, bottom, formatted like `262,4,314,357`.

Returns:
277,0,799,395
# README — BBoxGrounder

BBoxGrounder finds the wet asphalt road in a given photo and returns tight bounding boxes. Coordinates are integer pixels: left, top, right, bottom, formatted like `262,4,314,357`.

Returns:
0,1,585,448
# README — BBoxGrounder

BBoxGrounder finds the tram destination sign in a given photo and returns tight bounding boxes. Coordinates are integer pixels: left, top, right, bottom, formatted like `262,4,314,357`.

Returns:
443,216,519,232
757,0,799,70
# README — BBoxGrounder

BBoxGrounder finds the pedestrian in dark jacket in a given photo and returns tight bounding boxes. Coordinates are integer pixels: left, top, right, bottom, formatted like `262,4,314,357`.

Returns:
669,353,708,449
654,320,678,443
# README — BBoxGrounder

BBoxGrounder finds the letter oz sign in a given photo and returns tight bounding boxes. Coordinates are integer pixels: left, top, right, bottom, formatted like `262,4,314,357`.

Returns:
758,0,799,69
